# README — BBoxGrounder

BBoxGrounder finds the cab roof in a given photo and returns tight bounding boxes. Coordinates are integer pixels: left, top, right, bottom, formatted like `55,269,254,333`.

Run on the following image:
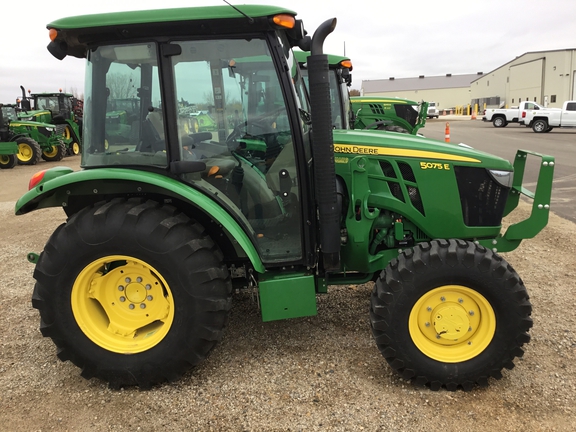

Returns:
47,5,296,29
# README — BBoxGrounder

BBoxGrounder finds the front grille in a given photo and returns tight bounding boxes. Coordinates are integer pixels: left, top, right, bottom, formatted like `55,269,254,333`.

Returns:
454,166,510,226
394,105,418,126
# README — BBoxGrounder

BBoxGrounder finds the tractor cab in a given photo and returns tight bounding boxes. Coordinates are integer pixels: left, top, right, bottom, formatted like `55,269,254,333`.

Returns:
295,50,353,130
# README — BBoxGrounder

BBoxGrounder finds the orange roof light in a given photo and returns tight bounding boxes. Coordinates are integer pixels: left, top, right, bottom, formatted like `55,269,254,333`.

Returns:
340,60,353,70
273,14,295,29
49,28,58,41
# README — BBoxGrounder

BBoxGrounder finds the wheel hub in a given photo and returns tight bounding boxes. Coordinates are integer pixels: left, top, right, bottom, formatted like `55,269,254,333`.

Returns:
433,304,470,340
72,256,174,353
409,285,496,362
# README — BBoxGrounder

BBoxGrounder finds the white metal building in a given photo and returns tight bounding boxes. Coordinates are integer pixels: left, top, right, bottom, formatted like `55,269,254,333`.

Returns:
361,73,483,113
361,48,576,111
470,48,576,109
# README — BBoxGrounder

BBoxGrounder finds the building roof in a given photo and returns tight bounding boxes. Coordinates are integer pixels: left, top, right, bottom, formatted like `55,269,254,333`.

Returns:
362,73,483,93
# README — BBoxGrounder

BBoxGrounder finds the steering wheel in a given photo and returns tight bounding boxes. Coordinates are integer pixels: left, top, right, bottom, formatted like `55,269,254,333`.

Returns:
226,108,285,154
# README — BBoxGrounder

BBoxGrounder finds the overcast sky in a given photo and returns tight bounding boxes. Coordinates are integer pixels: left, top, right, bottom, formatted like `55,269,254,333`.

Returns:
1,0,575,102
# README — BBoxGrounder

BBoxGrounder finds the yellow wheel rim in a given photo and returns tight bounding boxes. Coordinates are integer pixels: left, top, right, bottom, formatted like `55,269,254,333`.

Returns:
18,143,33,161
72,142,81,154
43,145,60,158
71,255,174,354
63,126,72,139
409,285,495,363
0,155,10,164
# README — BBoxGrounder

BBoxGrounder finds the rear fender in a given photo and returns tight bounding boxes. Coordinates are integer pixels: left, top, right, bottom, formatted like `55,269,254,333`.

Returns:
15,167,264,273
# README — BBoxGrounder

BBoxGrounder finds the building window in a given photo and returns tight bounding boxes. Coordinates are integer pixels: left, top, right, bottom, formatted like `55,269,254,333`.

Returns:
534,97,537,102
487,80,489,86
512,99,514,103
519,98,522,102
551,95,557,103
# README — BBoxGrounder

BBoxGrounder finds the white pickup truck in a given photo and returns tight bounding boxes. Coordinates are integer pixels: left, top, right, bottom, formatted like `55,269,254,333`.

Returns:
522,101,576,132
483,101,545,127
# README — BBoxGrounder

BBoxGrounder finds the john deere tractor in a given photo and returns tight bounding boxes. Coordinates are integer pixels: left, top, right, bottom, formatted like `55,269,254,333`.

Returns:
350,96,428,135
1,103,66,165
18,87,82,156
0,105,19,169
17,5,554,391
294,50,428,135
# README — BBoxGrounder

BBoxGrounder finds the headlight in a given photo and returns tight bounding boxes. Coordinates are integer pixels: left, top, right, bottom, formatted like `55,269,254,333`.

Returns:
488,169,513,188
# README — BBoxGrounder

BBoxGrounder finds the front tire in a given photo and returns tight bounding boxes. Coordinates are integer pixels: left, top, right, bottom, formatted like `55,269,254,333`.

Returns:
17,137,42,165
532,119,548,133
41,140,67,162
370,239,532,391
32,198,232,388
0,153,17,169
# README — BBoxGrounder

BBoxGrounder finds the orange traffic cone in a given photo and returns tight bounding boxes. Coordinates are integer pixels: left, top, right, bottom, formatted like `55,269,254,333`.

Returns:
445,122,450,142
471,109,477,120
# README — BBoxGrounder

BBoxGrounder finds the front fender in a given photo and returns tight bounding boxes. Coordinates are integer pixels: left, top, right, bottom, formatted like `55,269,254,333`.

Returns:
16,167,265,273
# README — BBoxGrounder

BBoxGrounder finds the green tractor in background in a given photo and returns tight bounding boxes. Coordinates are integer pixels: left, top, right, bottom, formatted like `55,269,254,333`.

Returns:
18,86,82,156
294,50,428,135
18,5,555,392
1,103,66,165
0,105,19,169
350,96,428,135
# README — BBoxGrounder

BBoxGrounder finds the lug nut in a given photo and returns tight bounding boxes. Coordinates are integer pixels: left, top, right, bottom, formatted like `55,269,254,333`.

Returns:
458,298,463,303
147,295,153,301
125,277,131,283
119,296,126,302
137,277,143,283
118,285,124,291
469,311,475,316
129,304,135,309
440,296,446,302
427,306,432,312
140,304,146,309
145,284,152,290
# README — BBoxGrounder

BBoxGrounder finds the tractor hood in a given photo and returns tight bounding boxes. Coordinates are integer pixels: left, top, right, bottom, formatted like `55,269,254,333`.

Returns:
9,119,55,129
331,129,513,170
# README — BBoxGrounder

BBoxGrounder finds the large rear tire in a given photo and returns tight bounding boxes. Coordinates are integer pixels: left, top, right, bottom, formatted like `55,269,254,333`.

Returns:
370,239,532,391
32,198,232,389
16,137,42,165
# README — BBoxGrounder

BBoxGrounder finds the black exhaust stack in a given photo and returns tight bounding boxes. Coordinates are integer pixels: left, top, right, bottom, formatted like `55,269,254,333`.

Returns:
307,18,340,272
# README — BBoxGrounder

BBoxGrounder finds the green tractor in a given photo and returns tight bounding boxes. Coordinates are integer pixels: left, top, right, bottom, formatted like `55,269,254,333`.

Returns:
0,105,19,169
350,96,428,135
294,50,428,135
18,87,82,156
1,103,66,165
18,5,554,391
294,50,353,129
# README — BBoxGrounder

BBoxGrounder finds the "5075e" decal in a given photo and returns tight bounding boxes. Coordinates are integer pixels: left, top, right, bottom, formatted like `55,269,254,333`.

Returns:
420,162,451,170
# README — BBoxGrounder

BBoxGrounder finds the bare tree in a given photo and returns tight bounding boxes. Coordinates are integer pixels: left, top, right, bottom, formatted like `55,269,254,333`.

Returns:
107,73,137,99
349,89,361,96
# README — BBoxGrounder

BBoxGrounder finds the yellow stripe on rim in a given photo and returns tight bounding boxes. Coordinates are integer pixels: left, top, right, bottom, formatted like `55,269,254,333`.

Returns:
334,143,481,163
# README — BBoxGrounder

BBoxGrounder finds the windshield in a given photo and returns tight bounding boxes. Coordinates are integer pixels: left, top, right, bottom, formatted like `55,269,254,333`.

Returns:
1,106,18,122
83,36,306,263
301,68,348,129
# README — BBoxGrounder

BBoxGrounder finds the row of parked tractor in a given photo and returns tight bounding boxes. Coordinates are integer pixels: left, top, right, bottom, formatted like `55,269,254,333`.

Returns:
0,86,83,169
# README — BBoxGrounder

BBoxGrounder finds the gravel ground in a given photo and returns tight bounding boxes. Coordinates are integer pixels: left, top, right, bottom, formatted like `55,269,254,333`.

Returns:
0,162,575,431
